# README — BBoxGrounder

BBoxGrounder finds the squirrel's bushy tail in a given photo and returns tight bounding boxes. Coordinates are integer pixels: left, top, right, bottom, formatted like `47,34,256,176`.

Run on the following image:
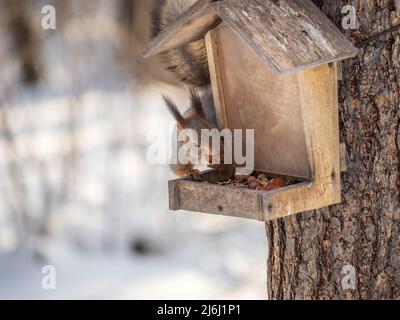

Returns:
151,0,210,88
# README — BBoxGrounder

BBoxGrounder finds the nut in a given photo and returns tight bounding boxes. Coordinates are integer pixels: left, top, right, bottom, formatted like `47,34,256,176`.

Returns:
257,174,267,180
247,176,257,183
271,176,288,188
248,180,262,190
266,183,280,191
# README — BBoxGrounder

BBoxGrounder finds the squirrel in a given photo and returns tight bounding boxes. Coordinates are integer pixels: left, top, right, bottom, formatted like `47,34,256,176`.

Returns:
162,89,219,180
151,0,235,181
151,0,210,88
163,89,236,182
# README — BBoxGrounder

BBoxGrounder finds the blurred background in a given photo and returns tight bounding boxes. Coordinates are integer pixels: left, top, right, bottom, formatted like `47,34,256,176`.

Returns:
0,0,266,299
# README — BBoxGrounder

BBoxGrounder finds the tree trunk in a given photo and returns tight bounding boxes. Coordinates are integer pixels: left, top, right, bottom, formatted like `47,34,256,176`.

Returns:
266,0,400,300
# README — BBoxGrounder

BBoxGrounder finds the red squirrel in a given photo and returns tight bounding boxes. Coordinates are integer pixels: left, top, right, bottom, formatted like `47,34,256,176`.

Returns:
151,0,235,181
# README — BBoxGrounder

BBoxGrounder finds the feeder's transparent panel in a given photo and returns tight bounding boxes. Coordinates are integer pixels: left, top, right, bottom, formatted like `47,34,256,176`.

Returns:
214,24,311,179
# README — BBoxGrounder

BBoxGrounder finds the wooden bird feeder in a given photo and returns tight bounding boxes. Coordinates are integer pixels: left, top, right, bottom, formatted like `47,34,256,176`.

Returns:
142,0,358,221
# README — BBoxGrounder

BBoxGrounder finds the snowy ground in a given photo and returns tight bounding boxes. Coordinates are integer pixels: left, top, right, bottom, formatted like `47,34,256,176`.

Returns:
0,217,266,300
0,87,267,300
0,0,268,300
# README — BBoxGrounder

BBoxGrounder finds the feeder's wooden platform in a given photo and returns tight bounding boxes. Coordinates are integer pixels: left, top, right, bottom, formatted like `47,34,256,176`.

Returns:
169,170,334,221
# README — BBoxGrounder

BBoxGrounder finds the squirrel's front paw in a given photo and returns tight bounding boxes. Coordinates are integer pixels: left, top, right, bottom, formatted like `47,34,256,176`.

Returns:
189,169,203,181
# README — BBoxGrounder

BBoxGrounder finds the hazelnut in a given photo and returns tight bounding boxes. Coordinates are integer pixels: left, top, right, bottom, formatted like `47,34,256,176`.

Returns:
247,176,257,183
272,176,288,188
266,183,279,191
248,180,262,190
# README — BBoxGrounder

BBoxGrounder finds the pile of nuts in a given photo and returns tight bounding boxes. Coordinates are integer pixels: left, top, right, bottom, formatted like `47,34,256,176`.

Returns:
216,173,289,191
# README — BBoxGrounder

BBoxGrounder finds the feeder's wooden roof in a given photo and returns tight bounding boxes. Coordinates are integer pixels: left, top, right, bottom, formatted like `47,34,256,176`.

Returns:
142,0,358,75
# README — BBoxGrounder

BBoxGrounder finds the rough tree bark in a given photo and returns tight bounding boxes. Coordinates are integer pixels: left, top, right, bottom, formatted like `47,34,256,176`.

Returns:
266,0,400,300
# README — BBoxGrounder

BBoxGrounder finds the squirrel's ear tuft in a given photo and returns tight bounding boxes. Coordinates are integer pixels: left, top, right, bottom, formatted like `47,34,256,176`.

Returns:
189,88,206,118
163,95,185,128
150,0,163,38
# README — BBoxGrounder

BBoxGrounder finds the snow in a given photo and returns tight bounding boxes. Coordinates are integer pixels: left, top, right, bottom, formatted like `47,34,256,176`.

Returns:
0,89,267,300
0,0,267,300
0,215,267,300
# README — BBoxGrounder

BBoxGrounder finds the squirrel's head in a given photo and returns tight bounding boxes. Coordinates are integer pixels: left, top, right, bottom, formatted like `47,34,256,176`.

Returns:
163,89,224,165
163,89,217,132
